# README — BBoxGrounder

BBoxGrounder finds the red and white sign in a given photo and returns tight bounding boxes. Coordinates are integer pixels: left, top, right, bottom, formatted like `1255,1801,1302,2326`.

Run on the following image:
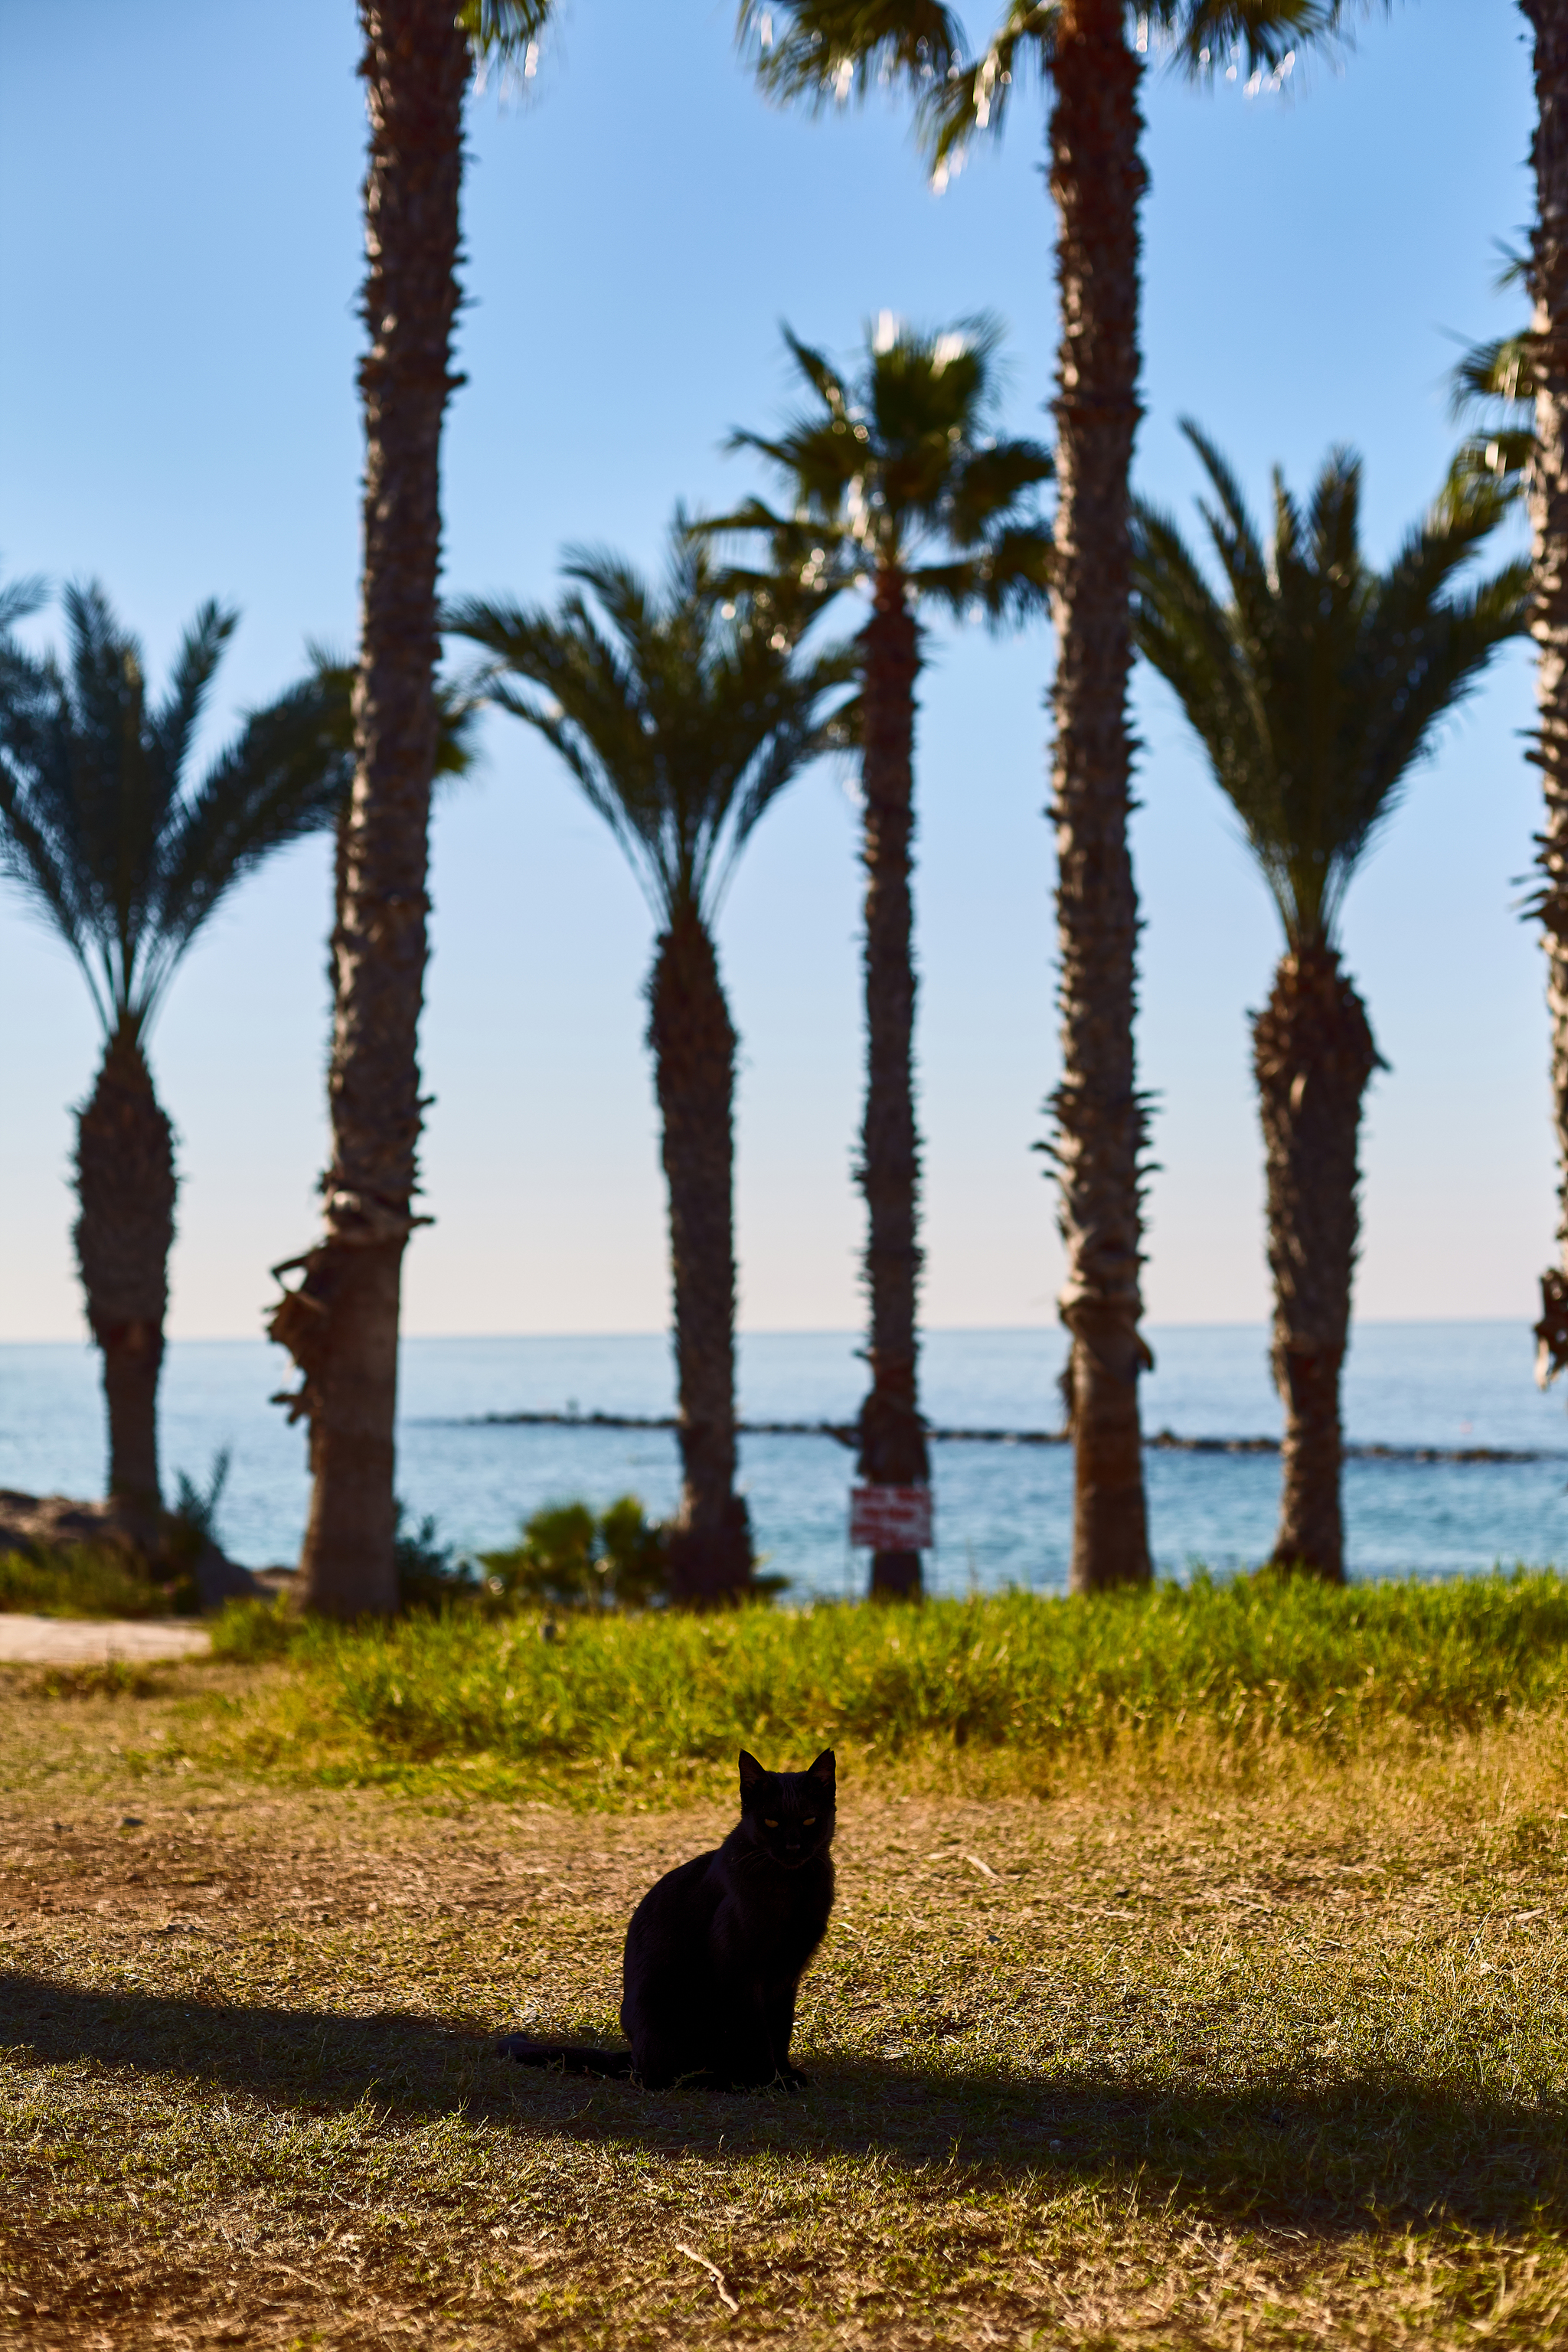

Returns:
849,1484,933,1550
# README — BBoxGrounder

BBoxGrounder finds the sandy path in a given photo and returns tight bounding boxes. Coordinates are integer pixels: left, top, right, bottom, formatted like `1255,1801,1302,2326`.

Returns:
0,1614,211,1664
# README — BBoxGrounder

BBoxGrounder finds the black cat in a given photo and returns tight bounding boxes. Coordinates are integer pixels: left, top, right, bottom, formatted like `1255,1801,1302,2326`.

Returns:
498,1747,836,2089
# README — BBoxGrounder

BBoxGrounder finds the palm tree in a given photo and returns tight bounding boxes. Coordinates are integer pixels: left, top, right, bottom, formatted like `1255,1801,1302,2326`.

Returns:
708,316,1050,1599
448,525,855,1603
0,585,370,1523
739,0,1367,1595
1518,3,1568,1391
1449,55,1568,1396
269,0,556,1622
1132,427,1527,1579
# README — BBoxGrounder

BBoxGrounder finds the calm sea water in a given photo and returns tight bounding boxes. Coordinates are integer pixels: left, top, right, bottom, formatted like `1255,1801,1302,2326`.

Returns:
2,1323,1565,1593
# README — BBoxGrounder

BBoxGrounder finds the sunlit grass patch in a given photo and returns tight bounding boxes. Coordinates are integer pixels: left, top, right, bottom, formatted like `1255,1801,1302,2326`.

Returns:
207,1570,1568,1802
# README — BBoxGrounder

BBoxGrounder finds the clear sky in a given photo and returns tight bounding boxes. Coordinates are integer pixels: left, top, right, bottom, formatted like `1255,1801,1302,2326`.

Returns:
0,0,1545,1344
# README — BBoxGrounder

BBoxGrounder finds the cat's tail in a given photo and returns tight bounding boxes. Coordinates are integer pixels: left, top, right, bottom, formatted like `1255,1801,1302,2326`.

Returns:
497,2033,635,2078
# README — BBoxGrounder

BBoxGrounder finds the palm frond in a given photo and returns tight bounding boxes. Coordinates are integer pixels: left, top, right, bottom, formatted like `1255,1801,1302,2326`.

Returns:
947,437,1054,545
1442,310,1536,521
969,521,1055,621
0,569,47,635
727,416,869,517
780,326,854,419
870,309,1003,444
714,313,1051,588
906,557,986,612
137,669,351,1016
697,498,828,562
148,598,240,786
1302,447,1363,616
0,635,109,1021
739,1,968,113
924,2,1374,177
449,516,855,926
1159,0,1370,79
1178,422,1275,620
695,507,859,638
55,583,162,1012
1450,330,1537,420
458,2,555,56
922,3,1051,175
1133,431,1527,949
910,521,1053,624
1441,431,1535,527
0,585,360,1036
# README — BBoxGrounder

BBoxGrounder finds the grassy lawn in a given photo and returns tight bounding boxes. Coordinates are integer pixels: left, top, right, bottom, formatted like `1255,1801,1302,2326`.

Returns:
3,1583,1568,2345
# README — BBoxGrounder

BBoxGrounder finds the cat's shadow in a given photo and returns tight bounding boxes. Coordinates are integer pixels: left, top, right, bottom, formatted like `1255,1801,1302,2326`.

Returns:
4,1968,1563,2236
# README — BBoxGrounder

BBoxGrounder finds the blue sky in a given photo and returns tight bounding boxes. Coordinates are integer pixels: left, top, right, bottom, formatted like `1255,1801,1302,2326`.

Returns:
0,0,1545,1341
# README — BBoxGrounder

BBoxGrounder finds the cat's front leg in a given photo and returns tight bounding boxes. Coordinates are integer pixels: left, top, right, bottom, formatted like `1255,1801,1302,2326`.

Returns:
715,1987,778,2089
763,1983,808,2088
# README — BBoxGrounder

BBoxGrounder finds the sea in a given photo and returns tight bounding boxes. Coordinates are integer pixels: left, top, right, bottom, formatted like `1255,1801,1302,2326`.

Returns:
2,1323,1566,1597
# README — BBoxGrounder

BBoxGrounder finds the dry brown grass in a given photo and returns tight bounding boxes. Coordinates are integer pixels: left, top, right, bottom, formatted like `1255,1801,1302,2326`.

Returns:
3,1657,1568,2347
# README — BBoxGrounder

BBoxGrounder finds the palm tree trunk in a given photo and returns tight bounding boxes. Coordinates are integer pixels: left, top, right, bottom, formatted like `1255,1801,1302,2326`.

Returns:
855,566,930,1602
1524,2,1568,1391
74,1020,175,1523
268,0,467,1619
1253,945,1380,1583
647,904,753,1605
1047,0,1152,1593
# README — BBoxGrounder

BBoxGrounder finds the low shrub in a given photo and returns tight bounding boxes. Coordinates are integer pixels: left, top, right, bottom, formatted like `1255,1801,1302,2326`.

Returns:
208,1596,304,1661
392,1504,478,1614
224,1496,764,1628
479,1494,668,1611
0,1543,185,1620
159,1449,233,1601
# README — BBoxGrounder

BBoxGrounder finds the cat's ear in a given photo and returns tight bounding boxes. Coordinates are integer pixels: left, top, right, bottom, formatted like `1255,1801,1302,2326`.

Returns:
738,1750,765,1794
808,1749,836,1786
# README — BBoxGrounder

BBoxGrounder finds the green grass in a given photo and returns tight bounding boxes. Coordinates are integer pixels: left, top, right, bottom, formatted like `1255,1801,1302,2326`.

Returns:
207,1569,1568,1799
0,1544,185,1621
9,1586,1568,2346
6,1657,1568,2348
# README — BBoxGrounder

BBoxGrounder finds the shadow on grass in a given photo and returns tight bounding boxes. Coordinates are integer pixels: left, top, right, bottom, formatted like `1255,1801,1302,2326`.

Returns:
3,1966,1563,2234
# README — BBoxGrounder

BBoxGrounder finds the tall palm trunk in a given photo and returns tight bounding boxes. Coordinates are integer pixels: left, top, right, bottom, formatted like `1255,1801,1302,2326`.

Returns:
856,566,930,1600
269,0,467,1619
648,903,753,1604
1047,0,1152,1592
1524,2,1568,1388
1253,944,1379,1583
74,1019,175,1522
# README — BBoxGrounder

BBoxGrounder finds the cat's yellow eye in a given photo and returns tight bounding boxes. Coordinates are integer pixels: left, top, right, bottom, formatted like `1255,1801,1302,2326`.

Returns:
802,1816,816,1826
764,1818,779,1828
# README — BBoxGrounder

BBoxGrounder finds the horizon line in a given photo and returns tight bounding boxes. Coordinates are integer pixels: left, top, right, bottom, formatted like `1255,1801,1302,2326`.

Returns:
0,1315,1544,1347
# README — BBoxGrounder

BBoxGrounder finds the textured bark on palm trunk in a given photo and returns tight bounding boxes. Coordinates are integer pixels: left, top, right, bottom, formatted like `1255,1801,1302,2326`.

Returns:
1253,946,1378,1583
648,906,753,1605
74,1023,175,1521
856,569,929,1600
269,0,466,1619
1525,2,1568,1387
1047,0,1152,1592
